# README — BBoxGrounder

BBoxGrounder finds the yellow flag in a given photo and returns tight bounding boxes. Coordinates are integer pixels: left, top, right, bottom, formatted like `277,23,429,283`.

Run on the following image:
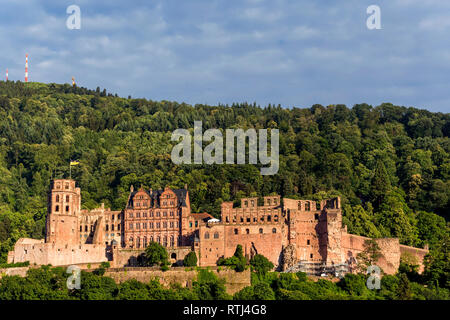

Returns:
70,160,80,166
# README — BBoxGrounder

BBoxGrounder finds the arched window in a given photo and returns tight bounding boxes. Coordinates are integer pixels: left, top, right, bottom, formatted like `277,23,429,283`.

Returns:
259,228,263,234
171,253,177,259
274,215,279,222
234,228,239,235
246,229,250,234
106,225,109,231
272,228,277,234
55,205,59,212
214,232,219,239
66,195,69,202
144,236,147,248
136,237,141,248
85,225,88,232
163,236,168,247
170,236,174,247
157,236,161,244
129,237,134,247
205,232,210,239
305,202,311,211
267,215,272,222
298,202,301,210
56,195,59,202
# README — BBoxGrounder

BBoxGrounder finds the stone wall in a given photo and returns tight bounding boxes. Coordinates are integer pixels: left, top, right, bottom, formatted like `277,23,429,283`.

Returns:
0,267,30,279
104,266,251,295
111,246,194,268
340,234,422,275
399,245,429,273
8,239,107,266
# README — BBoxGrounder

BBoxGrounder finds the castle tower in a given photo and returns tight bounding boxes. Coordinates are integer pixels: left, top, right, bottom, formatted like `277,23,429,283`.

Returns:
45,179,81,245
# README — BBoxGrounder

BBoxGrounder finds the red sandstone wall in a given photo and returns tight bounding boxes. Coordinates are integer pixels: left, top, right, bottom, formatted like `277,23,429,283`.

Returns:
399,245,428,273
197,223,284,267
341,234,403,274
104,267,251,295
10,241,107,266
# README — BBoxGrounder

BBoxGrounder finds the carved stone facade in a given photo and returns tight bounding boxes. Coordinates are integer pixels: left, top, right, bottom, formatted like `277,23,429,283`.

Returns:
8,179,429,275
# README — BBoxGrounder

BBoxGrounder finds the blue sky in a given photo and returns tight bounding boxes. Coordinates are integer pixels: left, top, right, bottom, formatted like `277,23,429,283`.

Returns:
0,0,449,112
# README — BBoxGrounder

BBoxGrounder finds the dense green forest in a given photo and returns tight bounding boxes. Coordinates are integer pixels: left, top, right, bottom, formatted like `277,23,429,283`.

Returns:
0,264,447,300
0,80,449,266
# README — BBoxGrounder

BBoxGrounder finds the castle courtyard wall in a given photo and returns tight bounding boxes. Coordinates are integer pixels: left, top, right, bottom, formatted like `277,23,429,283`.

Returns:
8,239,107,266
104,267,251,295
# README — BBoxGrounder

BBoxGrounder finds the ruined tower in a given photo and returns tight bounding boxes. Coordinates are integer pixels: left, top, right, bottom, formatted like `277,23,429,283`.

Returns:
45,179,81,245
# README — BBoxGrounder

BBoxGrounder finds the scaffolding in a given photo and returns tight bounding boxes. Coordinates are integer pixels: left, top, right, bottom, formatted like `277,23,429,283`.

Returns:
284,261,349,278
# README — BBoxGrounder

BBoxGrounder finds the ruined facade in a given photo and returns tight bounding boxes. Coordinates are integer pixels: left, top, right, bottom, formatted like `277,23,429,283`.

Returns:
8,179,429,275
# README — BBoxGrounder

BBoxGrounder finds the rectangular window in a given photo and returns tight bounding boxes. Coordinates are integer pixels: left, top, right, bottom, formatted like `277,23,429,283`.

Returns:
129,223,133,230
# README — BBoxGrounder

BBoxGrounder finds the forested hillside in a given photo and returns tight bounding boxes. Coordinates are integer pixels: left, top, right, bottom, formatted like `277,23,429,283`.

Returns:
0,81,448,263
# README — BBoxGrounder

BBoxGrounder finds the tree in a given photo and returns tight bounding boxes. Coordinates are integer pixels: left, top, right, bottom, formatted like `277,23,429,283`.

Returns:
193,269,230,300
423,233,450,289
250,254,274,277
370,159,391,205
145,242,169,268
183,251,198,267
356,239,382,273
396,273,412,300
252,282,276,300
217,245,248,272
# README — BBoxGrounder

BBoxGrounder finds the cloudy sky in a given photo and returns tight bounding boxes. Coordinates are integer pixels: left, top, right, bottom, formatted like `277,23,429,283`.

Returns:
0,0,449,112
